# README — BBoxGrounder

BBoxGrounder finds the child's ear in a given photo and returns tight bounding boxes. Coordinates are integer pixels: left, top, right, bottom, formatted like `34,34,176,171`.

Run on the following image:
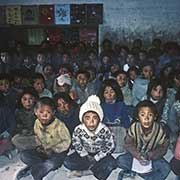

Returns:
34,109,38,116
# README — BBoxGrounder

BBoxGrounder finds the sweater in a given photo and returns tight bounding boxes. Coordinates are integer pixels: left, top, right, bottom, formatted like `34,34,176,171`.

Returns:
101,101,130,128
72,122,115,161
34,118,71,153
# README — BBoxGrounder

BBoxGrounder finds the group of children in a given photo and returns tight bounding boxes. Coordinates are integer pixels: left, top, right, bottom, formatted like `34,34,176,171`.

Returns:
0,38,180,180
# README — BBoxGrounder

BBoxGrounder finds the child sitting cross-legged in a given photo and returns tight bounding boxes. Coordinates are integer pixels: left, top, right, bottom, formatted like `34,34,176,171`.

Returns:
64,95,117,180
17,97,71,180
116,100,170,180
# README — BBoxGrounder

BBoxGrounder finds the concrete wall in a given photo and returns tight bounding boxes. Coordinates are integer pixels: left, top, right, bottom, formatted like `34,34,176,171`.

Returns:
0,0,180,45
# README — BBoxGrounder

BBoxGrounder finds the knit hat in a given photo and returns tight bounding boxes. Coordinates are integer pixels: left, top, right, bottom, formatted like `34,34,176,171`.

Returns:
79,95,104,122
56,74,71,86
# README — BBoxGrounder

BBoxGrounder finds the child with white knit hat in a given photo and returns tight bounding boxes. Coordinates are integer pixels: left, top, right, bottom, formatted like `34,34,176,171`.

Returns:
64,95,117,180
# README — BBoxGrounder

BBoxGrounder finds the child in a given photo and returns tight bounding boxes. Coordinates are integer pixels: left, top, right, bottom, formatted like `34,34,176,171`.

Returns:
73,69,93,104
0,73,19,111
98,79,130,152
114,70,133,106
168,87,180,149
132,61,154,106
116,100,170,180
143,78,167,120
34,51,46,74
127,66,139,90
170,133,180,180
0,92,16,159
32,73,52,98
54,92,80,136
18,97,71,180
0,49,11,74
64,95,117,180
42,63,55,92
12,87,39,151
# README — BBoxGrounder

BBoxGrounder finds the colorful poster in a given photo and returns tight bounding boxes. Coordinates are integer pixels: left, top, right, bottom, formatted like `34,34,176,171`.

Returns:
54,4,70,25
46,28,65,45
70,4,86,24
87,4,103,24
22,5,38,25
28,29,45,45
0,6,6,25
79,28,97,44
6,6,22,25
39,5,54,24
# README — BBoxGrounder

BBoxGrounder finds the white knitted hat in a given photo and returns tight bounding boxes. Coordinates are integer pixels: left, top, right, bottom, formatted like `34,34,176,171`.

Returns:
79,95,104,122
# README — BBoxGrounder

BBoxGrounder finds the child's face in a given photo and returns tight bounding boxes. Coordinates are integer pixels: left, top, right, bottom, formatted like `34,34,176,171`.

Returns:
116,74,127,87
151,85,164,101
103,86,116,103
33,78,44,93
56,98,70,115
127,54,135,65
76,73,88,88
83,111,100,132
138,106,156,130
0,80,10,93
129,70,137,80
142,66,153,79
174,76,180,88
35,104,54,125
0,52,8,63
21,93,35,110
102,56,109,64
37,54,45,65
43,65,53,76
111,64,119,73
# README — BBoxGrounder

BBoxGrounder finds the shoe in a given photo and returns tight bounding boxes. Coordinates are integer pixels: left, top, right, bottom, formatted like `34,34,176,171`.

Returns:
16,166,31,180
118,170,136,180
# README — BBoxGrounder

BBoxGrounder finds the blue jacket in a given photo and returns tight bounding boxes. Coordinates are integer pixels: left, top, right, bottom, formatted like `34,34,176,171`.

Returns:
101,101,130,128
55,104,80,136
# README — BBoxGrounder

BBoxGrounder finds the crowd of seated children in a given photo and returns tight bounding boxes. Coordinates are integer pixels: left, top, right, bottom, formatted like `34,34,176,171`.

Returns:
0,38,179,179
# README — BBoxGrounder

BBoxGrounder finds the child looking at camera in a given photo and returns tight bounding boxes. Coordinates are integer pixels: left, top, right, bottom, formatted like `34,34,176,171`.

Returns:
116,100,170,180
64,95,117,180
18,97,71,180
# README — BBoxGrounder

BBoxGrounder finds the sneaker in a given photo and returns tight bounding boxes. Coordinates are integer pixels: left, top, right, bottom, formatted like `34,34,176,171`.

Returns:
16,166,31,180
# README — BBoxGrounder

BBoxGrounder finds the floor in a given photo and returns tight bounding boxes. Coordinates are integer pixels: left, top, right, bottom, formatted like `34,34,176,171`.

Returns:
0,149,176,180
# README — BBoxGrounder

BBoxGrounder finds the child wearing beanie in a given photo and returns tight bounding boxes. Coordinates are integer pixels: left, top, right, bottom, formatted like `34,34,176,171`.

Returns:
64,95,117,180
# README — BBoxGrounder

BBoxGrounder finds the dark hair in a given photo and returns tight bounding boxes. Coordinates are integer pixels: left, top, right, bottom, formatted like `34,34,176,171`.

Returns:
113,70,127,78
134,100,158,121
31,73,45,84
35,97,55,111
147,78,166,99
58,63,73,75
17,87,39,108
75,69,90,80
127,66,140,76
54,92,76,107
0,73,11,81
98,79,123,102
43,63,53,71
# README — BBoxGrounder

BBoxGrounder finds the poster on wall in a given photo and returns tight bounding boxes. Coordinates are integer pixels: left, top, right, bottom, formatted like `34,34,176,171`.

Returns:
55,4,70,25
22,6,39,25
46,28,65,45
28,29,45,45
79,28,97,44
39,5,54,24
70,4,86,24
0,6,6,25
6,6,22,25
86,4,103,24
